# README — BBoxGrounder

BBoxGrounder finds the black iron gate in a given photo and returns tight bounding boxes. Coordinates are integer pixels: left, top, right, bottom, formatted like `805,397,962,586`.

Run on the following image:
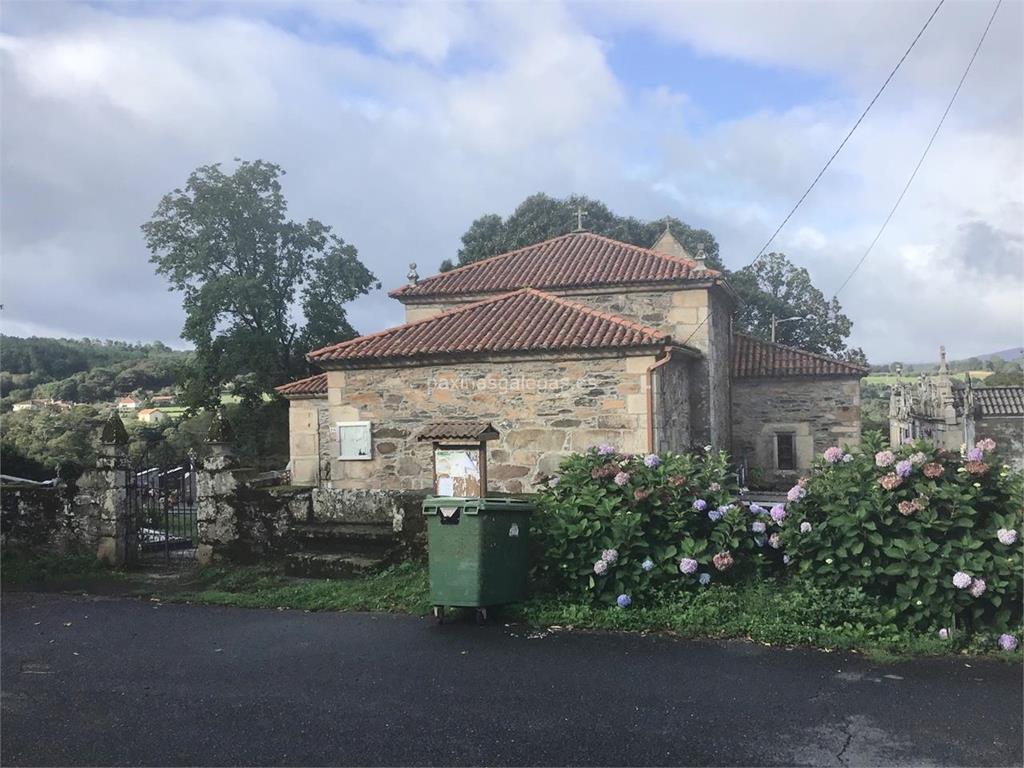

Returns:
125,460,198,566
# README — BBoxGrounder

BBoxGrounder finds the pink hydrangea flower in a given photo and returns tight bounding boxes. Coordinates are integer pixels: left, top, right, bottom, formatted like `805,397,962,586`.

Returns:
969,578,987,598
601,548,619,564
952,571,972,589
965,461,988,476
875,450,895,467
976,438,996,453
898,500,916,516
787,485,806,502
768,533,781,549
593,559,608,576
909,452,927,466
709,482,722,492
712,551,734,571
923,462,944,478
878,473,903,491
613,471,631,486
823,447,844,463
997,528,1018,545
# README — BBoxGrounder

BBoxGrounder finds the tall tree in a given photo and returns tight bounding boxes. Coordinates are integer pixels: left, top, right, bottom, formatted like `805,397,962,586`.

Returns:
441,193,723,272
142,160,378,407
730,252,865,364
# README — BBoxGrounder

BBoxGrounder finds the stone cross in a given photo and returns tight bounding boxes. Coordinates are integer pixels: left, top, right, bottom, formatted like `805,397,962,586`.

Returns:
574,206,587,231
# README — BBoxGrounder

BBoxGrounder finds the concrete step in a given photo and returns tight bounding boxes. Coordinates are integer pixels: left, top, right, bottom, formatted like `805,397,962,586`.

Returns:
283,552,385,579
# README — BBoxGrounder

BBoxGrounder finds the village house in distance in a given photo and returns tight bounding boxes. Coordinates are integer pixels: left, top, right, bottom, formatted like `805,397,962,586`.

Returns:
277,228,866,491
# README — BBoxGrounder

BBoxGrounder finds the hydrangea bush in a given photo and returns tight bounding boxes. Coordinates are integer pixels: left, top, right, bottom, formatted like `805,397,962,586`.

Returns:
532,446,780,604
777,435,1023,632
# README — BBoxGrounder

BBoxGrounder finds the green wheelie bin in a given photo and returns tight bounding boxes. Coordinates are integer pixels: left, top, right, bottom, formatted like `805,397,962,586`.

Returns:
422,496,533,623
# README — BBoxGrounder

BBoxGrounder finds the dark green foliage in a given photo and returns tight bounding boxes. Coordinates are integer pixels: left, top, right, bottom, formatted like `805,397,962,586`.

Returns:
448,193,722,271
730,252,865,362
141,159,378,408
778,437,1023,632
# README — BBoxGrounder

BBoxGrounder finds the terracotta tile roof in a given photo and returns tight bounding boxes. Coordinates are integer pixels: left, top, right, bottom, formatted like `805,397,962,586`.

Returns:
416,422,500,442
390,231,719,299
309,288,669,365
968,386,1024,417
732,334,868,378
275,373,328,397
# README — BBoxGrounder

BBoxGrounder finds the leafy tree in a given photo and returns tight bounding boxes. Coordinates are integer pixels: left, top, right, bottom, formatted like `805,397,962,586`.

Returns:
730,252,865,362
443,193,722,271
141,160,378,408
980,364,1023,387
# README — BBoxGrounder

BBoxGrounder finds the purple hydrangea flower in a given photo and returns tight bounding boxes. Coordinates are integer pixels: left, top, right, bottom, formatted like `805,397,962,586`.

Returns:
823,447,844,463
938,628,949,640
998,634,1019,652
597,444,617,456
593,559,608,576
643,453,660,468
616,594,632,608
717,504,732,515
952,571,972,589
895,460,913,479
750,503,766,516
548,475,560,488
698,572,711,586
692,499,708,512
770,504,787,524
601,548,619,565
751,521,766,534
787,485,806,502
997,528,1018,545
708,509,724,522
799,522,812,534
679,557,698,575
641,557,655,572
875,450,895,467
966,447,984,462
969,578,987,598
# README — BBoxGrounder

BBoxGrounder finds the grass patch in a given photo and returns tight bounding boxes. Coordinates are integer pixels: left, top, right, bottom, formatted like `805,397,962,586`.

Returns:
167,560,430,614
1,550,117,588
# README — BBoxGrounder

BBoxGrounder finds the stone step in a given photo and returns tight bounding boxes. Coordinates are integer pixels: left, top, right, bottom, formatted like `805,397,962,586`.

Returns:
283,552,385,579
289,522,396,556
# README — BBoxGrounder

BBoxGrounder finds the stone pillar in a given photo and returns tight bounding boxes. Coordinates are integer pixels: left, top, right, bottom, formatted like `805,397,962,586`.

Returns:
93,413,130,566
196,411,240,566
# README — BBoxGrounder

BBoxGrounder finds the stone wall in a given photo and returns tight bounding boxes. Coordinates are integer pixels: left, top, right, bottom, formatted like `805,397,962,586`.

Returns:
0,486,65,550
324,353,658,492
732,376,861,488
976,416,1024,470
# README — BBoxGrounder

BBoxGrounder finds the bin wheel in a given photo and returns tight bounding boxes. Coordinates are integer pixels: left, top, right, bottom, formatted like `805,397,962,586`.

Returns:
475,607,488,625
433,606,445,624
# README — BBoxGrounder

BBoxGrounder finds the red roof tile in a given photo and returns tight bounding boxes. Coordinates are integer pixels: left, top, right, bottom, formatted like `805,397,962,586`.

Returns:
309,288,669,365
732,334,867,378
390,231,719,299
275,373,328,397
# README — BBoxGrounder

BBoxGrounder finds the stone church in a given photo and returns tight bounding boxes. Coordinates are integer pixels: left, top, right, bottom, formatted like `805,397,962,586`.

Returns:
277,229,866,492
889,347,1024,467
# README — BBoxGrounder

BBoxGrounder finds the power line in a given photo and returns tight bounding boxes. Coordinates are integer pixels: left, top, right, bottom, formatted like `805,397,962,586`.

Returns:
680,0,946,347
833,0,1002,298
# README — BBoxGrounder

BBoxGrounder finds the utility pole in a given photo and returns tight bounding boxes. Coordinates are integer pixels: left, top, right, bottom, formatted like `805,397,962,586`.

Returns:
770,313,806,343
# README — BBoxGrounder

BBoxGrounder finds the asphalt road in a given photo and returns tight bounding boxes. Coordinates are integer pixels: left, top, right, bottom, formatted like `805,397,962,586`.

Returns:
2,591,1021,767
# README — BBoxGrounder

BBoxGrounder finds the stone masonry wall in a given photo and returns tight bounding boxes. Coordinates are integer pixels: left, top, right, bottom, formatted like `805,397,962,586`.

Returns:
732,377,861,488
325,354,657,492
287,398,325,486
976,416,1024,470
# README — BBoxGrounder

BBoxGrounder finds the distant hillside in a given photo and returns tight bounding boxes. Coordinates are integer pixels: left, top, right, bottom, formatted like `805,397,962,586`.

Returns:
978,347,1024,363
0,335,191,411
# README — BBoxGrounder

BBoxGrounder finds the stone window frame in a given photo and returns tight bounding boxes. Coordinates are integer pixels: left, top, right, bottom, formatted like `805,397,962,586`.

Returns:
337,420,373,461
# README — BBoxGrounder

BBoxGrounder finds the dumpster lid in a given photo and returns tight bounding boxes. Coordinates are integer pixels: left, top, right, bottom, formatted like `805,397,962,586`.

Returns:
416,422,500,442
422,496,534,514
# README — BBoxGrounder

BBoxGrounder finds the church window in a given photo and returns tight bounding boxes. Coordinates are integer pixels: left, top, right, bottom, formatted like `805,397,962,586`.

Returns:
775,433,796,471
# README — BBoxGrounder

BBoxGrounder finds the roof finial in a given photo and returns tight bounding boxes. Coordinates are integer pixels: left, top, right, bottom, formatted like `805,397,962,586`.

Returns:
938,344,947,374
407,262,419,286
694,242,707,269
574,205,587,232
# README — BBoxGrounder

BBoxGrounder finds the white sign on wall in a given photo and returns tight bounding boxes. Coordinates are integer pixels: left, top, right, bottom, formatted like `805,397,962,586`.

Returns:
337,421,372,460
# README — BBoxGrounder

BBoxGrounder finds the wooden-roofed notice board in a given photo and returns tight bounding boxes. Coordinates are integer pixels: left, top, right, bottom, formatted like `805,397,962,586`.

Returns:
416,422,500,498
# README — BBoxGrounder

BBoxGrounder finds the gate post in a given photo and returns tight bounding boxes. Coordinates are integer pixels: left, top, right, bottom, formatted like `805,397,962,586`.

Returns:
196,410,240,566
94,412,131,566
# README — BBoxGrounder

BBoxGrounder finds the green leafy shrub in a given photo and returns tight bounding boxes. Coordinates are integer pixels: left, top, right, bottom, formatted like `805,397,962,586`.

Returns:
532,445,783,604
778,435,1023,632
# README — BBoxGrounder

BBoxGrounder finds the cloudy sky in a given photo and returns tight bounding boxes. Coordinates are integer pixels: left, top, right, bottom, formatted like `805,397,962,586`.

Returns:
2,0,1021,363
